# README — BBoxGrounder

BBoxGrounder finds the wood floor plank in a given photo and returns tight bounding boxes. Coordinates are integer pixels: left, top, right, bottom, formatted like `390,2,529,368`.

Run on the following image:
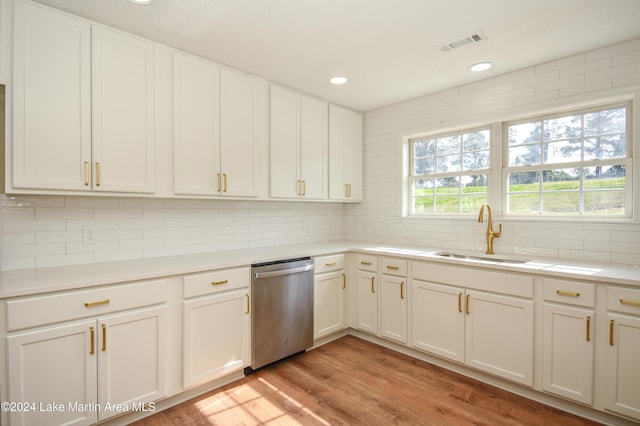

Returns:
133,335,601,426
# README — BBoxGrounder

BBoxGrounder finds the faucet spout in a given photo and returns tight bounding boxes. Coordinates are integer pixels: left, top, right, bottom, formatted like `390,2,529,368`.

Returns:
478,204,501,254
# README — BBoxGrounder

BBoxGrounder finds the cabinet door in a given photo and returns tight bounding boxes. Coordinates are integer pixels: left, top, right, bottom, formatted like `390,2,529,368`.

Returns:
92,26,155,193
183,290,250,388
173,53,220,195
7,320,98,426
299,95,327,200
411,280,465,363
605,313,640,420
542,304,594,404
314,271,345,339
220,68,259,197
379,275,408,344
465,290,534,386
12,1,91,191
328,104,363,201
270,85,300,198
356,271,378,334
97,305,167,420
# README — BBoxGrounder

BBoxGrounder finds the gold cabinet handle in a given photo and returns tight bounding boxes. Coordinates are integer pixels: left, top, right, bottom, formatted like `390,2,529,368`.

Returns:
217,173,221,192
84,299,110,308
610,319,615,346
465,294,470,315
84,161,90,186
620,298,640,307
345,184,350,198
223,173,228,192
90,326,95,355
360,261,372,266
586,316,591,342
325,262,337,267
211,280,228,285
458,293,463,313
386,265,400,270
297,180,302,196
400,281,405,299
101,324,106,351
342,273,346,289
95,162,101,186
371,276,375,293
245,294,250,314
348,184,352,197
557,290,580,297
301,180,306,196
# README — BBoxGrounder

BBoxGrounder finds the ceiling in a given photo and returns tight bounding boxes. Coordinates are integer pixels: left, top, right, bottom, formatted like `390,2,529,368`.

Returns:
32,0,640,112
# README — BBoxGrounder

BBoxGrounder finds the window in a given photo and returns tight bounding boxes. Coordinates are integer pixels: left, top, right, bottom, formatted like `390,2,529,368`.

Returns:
405,101,633,219
505,104,631,216
409,128,490,214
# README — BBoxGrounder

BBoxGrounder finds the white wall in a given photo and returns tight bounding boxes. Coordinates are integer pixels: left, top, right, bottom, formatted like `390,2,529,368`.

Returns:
345,38,640,267
0,195,343,271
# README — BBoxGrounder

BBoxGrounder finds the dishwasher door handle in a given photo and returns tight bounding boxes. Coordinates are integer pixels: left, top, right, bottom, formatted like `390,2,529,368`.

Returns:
254,264,314,279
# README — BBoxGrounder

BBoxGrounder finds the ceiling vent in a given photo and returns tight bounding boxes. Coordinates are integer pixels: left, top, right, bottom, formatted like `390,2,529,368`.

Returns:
437,31,487,52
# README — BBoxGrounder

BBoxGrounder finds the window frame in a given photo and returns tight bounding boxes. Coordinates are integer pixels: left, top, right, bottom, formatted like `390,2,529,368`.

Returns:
403,98,635,222
407,126,492,216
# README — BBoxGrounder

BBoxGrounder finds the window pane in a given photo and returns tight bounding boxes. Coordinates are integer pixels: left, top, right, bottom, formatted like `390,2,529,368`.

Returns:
463,151,489,170
462,174,487,193
414,139,436,157
509,171,540,191
435,196,459,213
584,191,625,215
584,107,626,136
509,144,541,166
583,166,625,189
508,194,540,214
461,195,486,213
413,196,434,214
509,122,541,145
544,140,582,164
437,154,461,173
544,115,582,141
437,136,460,155
413,179,434,196
542,192,579,214
542,168,580,190
583,135,626,160
414,157,435,175
463,130,490,150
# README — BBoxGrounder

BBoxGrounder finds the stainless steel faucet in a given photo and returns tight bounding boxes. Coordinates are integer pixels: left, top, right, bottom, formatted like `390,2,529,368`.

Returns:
478,204,501,254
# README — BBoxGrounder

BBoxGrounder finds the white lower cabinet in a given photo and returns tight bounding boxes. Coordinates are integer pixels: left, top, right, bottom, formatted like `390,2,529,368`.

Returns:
7,305,167,425
182,267,250,388
411,262,534,386
542,278,595,405
313,255,346,340
605,287,640,421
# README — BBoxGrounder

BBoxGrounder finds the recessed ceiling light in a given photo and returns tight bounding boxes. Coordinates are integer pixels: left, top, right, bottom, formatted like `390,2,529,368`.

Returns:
128,0,155,5
469,62,492,72
329,76,348,85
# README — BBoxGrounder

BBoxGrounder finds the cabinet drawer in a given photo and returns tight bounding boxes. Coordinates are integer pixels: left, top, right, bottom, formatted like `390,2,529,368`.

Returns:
183,267,250,299
6,279,167,331
380,257,407,277
543,279,595,308
607,286,640,315
357,254,378,272
314,254,345,274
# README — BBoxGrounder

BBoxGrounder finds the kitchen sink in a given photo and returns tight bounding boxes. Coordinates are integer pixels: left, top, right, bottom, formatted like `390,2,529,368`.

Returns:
434,252,529,264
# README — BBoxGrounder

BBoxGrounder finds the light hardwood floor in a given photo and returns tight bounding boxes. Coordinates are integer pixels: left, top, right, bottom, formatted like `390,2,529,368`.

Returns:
134,335,601,425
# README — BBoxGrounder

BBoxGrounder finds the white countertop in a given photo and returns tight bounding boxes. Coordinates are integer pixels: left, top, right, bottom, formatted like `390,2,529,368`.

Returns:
1,240,639,298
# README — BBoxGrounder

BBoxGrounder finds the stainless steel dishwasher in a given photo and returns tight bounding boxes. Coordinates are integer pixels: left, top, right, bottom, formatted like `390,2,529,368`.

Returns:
249,257,314,371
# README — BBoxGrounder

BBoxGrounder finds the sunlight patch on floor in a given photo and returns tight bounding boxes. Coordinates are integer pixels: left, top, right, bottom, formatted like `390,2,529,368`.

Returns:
194,377,330,425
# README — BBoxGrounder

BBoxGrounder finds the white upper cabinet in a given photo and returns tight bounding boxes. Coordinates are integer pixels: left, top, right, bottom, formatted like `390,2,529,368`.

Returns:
11,2,155,194
91,26,155,193
270,85,328,200
173,53,260,197
329,104,363,201
173,53,220,196
12,1,91,191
